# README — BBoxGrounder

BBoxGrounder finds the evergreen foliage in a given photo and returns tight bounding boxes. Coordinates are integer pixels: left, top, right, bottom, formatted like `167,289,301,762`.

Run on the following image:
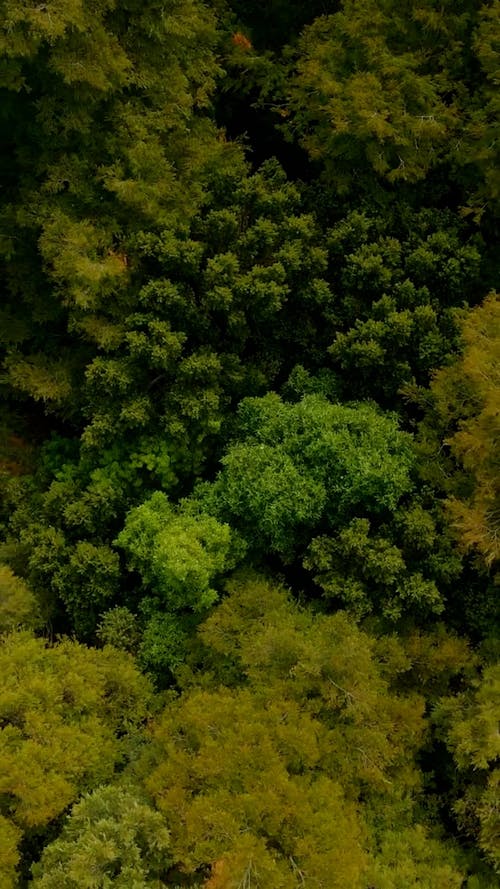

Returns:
31,786,172,888
136,576,469,887
0,0,499,883
0,630,152,883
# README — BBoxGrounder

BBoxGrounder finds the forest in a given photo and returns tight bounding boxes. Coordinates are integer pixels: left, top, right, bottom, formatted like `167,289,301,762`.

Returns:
0,0,499,885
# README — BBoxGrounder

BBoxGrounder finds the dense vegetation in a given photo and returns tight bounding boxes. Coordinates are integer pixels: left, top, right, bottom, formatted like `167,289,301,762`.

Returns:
0,0,499,885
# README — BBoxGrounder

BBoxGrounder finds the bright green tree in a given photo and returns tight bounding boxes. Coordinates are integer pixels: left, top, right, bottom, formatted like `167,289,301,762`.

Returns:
115,492,243,674
116,493,236,612
195,393,414,557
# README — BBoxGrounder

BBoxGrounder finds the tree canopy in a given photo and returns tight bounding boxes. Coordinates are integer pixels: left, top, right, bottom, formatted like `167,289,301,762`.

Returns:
0,0,499,884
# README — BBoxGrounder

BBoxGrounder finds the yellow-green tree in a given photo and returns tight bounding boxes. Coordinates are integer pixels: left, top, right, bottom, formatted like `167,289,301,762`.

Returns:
435,662,500,872
286,0,465,190
419,293,500,568
0,631,152,884
0,564,40,632
136,575,466,887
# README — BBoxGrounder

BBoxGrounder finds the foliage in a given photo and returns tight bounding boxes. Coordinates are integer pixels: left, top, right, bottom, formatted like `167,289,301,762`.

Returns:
435,661,500,872
31,785,172,888
0,630,152,879
116,493,236,612
0,0,498,882
195,393,414,556
137,575,467,887
287,0,463,189
115,492,242,674
304,516,444,620
0,815,21,889
417,293,500,569
280,0,500,214
324,208,482,406
96,606,141,654
0,563,40,632
1,156,335,637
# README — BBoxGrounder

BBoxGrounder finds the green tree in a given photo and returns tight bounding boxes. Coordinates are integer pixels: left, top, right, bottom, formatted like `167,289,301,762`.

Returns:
366,826,465,889
324,207,482,406
188,392,455,621
304,515,444,620
116,493,237,612
0,0,233,642
285,0,467,190
2,157,335,639
0,0,226,423
278,0,500,218
115,492,243,674
96,606,141,654
194,393,414,558
67,159,332,461
31,785,172,888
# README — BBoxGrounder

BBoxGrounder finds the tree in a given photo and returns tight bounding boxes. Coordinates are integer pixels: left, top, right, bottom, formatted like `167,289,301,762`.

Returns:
304,516,444,620
365,826,466,889
461,1,500,216
0,631,152,879
442,294,500,568
324,207,482,407
435,661,500,872
0,816,21,889
0,0,225,422
417,293,500,569
135,574,466,887
0,0,234,644
188,392,454,621
194,393,414,558
285,0,466,190
116,493,237,613
31,785,172,888
1,155,335,640
0,563,40,632
115,492,243,674
146,687,369,888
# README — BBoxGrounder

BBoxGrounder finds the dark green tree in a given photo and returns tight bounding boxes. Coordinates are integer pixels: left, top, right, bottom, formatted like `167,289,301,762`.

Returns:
324,208,483,407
